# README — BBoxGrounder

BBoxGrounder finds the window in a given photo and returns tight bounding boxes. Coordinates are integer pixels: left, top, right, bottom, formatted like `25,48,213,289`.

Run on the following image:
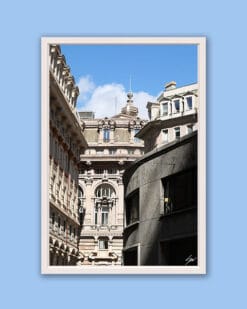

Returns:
63,188,67,205
52,213,55,225
126,190,139,225
94,207,98,224
174,99,180,113
161,102,168,116
103,128,110,142
186,96,193,110
124,247,138,265
174,127,180,139
162,129,168,143
78,186,84,207
94,184,116,226
134,129,140,143
95,168,104,174
58,217,61,234
109,149,116,155
79,168,85,174
95,184,116,198
187,125,193,134
101,206,109,225
108,168,117,174
99,237,108,250
162,168,197,215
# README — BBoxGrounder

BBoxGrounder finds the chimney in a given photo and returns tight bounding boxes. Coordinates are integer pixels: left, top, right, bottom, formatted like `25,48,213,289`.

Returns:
165,81,176,91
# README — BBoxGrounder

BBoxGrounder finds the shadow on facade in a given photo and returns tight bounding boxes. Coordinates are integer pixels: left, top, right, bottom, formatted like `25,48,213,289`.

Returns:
123,132,198,266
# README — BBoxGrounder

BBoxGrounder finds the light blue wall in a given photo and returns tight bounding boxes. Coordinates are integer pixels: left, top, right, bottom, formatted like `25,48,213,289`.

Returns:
1,0,246,308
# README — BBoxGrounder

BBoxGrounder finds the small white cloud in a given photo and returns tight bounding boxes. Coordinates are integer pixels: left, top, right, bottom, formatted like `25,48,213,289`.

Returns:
77,75,95,103
82,83,126,118
77,76,157,119
132,91,157,119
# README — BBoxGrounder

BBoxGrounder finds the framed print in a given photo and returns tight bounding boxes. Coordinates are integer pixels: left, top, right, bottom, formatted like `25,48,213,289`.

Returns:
41,36,206,274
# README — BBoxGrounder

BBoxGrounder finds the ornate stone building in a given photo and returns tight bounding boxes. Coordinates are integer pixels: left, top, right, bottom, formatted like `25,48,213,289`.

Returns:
137,81,198,152
78,92,147,265
49,45,87,265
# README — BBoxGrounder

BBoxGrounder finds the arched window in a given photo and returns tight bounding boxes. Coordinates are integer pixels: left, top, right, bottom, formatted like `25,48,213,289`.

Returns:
94,184,116,225
95,184,116,198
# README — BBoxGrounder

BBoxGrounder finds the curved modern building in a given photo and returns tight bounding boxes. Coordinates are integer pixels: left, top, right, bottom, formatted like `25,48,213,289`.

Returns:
123,132,197,266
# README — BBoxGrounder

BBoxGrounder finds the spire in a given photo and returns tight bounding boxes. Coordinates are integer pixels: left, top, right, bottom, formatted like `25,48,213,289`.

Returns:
126,75,134,106
121,79,138,117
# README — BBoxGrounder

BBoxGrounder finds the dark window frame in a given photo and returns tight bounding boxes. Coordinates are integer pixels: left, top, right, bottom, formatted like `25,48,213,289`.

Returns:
162,168,197,215
125,189,140,226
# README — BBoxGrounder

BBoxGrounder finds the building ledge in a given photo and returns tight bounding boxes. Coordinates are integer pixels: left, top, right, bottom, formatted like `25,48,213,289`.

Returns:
124,221,139,231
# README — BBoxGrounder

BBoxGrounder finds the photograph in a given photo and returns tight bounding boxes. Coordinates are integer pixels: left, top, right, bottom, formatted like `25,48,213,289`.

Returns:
41,37,206,274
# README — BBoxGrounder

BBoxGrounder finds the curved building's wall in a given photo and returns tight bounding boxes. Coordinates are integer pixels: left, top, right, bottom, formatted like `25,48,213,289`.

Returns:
123,132,197,266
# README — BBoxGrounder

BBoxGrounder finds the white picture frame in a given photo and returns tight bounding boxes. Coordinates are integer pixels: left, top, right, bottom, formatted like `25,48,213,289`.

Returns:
41,36,206,275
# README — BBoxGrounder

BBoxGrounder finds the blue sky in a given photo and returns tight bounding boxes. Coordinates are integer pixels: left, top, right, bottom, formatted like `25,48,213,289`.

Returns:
61,44,197,118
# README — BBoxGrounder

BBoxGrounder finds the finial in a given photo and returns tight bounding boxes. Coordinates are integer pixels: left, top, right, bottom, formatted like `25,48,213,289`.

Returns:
127,75,133,100
129,75,132,92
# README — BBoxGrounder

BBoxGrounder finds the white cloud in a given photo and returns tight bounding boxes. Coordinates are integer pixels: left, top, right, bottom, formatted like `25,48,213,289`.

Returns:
77,75,157,119
77,75,95,102
133,92,157,119
83,83,126,118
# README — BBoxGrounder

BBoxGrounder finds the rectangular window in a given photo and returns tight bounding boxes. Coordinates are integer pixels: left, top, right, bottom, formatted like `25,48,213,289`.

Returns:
124,247,138,265
95,168,104,174
162,168,197,215
95,213,98,224
126,190,139,226
79,168,85,174
187,125,193,134
174,99,180,113
162,129,168,143
94,209,98,225
99,238,108,250
101,206,109,225
108,168,117,174
186,96,193,110
174,127,180,139
103,129,110,142
162,103,168,116
134,129,140,143
52,213,55,225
